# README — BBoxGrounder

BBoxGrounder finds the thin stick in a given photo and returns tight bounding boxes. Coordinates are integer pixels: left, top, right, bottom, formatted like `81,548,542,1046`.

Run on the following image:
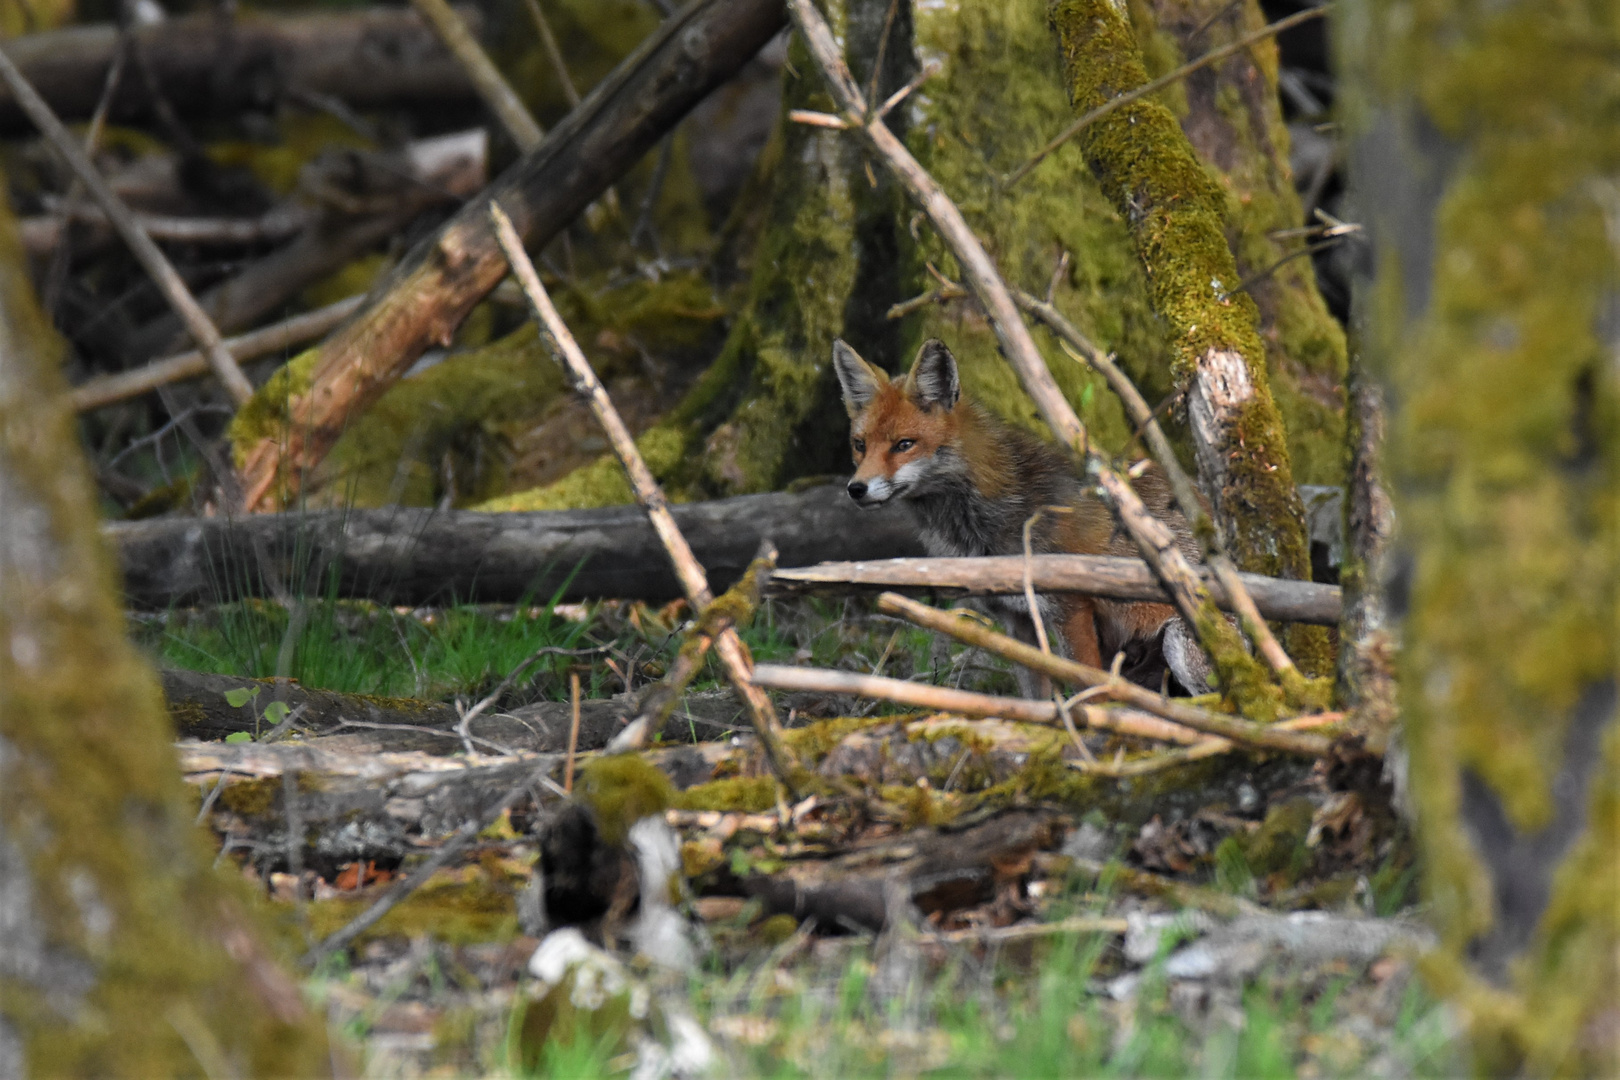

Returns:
490,203,800,790
927,915,1129,944
864,0,902,114
522,0,582,108
0,46,254,405
69,296,364,413
565,672,582,793
1003,5,1331,188
748,663,1210,744
412,0,544,152
1021,512,1053,656
873,593,1333,757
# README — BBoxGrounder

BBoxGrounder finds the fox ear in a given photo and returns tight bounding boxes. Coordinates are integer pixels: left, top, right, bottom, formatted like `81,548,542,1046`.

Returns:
832,339,885,417
907,339,960,410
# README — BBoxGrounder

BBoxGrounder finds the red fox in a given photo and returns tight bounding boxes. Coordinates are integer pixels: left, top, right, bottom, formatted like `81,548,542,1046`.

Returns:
833,337,1213,694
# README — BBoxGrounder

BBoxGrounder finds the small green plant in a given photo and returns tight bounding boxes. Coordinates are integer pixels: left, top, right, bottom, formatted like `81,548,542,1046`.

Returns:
221,685,291,743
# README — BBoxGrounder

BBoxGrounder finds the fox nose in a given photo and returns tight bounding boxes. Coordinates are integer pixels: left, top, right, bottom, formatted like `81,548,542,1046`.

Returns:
847,480,868,501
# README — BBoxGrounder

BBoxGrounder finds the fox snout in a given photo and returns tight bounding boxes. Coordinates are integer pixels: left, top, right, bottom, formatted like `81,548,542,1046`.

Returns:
846,475,896,508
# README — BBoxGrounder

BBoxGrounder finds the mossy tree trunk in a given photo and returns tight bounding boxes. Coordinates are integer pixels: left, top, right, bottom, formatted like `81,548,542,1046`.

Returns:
0,197,334,1072
1048,0,1331,674
1340,0,1618,1072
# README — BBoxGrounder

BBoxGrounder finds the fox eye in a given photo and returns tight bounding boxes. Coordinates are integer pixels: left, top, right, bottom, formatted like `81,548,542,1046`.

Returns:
852,438,866,454
893,438,916,453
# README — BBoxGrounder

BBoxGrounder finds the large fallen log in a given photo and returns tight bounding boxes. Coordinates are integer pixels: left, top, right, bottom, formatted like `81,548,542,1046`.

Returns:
160,668,827,755
0,8,477,133
770,555,1341,625
110,483,925,609
237,0,790,509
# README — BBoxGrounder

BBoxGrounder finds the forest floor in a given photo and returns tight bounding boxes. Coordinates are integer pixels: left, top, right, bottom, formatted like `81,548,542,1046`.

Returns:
138,594,1464,1078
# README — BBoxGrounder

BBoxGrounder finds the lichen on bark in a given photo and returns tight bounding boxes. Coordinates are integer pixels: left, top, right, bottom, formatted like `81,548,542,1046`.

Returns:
1340,0,1619,1071
0,180,332,1075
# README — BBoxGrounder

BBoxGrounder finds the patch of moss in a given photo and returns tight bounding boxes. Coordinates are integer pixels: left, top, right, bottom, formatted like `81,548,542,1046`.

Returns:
307,873,518,947
576,756,677,847
673,776,780,814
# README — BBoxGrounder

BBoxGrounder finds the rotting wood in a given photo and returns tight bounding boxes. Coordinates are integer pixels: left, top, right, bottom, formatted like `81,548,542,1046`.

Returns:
109,483,923,610
492,202,801,789
237,0,788,510
0,47,254,405
70,296,363,413
771,554,1340,625
0,7,479,133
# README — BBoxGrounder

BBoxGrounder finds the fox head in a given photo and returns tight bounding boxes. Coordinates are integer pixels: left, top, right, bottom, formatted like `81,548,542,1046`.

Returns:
832,338,962,508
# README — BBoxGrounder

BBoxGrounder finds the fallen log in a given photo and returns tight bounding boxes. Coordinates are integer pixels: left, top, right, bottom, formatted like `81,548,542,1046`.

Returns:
160,668,825,755
0,8,478,134
237,0,789,509
109,483,925,609
770,554,1341,625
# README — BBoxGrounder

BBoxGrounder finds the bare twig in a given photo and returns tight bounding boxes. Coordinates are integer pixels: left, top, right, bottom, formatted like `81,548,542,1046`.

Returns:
70,296,364,413
927,915,1128,944
873,593,1333,757
491,203,800,790
1003,5,1331,188
565,672,581,793
411,0,544,152
455,644,595,754
0,46,254,405
523,0,581,108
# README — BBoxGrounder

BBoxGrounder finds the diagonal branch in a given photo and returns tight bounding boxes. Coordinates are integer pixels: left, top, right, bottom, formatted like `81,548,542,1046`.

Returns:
490,204,801,793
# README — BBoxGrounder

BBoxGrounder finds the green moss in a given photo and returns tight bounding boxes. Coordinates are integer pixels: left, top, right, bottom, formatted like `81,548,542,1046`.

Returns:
1240,796,1315,878
307,874,518,946
756,913,800,945
576,756,677,847
673,776,780,814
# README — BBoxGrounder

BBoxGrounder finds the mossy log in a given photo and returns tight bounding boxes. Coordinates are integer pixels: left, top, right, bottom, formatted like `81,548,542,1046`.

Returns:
1048,0,1331,675
0,178,333,1074
1340,0,1618,1071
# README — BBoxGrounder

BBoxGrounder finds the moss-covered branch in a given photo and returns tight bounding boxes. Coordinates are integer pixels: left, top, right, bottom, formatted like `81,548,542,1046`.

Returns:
1046,0,1317,596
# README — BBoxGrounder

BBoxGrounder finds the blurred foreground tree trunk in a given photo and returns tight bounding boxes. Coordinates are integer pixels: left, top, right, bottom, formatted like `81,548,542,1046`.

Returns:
1340,0,1618,1072
0,193,334,1073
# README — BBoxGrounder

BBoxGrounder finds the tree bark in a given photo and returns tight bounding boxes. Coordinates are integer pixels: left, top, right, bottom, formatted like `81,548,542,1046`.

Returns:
0,166,332,1075
108,483,925,609
0,7,478,134
1341,0,1619,1071
1047,0,1325,672
234,0,788,511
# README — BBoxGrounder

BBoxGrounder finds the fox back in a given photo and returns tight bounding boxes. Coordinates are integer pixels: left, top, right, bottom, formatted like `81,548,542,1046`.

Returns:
832,337,1207,689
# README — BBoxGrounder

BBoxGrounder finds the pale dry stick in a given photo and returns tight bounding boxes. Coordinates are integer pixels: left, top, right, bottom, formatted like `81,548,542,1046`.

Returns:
69,295,365,413
490,203,801,791
565,672,582,793
787,0,1266,711
927,915,1129,944
1071,711,1344,778
411,0,544,152
455,643,598,754
873,593,1333,757
749,663,1209,743
304,760,564,966
1021,510,1095,761
0,47,254,405
1003,4,1331,188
